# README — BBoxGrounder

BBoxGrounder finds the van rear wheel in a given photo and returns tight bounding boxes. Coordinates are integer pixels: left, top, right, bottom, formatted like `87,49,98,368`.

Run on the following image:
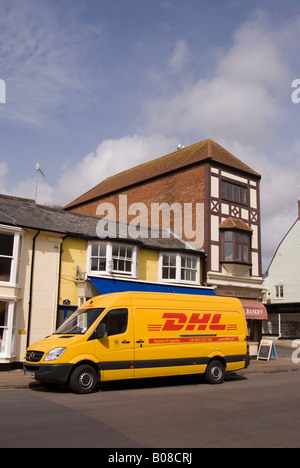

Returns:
205,360,225,384
70,364,98,394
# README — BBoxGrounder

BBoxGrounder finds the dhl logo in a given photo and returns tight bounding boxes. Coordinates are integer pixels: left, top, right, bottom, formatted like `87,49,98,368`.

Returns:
148,313,237,332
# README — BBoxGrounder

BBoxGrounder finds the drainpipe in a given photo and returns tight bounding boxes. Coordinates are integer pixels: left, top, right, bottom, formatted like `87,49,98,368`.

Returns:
26,230,40,348
56,236,67,329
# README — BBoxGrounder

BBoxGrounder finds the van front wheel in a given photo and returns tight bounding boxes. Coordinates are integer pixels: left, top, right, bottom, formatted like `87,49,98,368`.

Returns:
205,360,225,384
70,364,98,394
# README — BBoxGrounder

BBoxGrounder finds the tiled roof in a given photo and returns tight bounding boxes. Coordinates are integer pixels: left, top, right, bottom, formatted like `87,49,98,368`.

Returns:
0,194,198,253
219,217,253,232
64,138,261,210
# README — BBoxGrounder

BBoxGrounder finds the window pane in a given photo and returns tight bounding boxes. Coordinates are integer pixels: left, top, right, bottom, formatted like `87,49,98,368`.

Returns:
99,258,106,271
100,244,106,257
234,185,240,202
242,245,249,262
126,247,133,259
91,258,99,271
112,245,119,257
225,242,233,261
241,187,247,204
224,231,233,241
162,268,169,279
0,302,6,327
169,267,176,280
0,257,12,281
221,181,227,198
0,234,14,256
163,255,169,266
91,244,99,257
236,244,242,261
227,183,234,201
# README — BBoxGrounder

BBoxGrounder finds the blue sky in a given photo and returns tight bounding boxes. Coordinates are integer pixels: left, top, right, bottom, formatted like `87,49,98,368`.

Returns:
1,0,300,271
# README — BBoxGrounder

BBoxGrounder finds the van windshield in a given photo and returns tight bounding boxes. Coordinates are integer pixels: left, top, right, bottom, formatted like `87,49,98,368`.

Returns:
54,308,105,335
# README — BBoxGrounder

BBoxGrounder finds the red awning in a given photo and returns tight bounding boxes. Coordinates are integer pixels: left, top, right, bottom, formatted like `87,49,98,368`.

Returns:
240,299,268,320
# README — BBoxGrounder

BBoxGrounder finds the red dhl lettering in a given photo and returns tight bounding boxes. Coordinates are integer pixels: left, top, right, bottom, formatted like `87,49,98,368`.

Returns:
160,313,226,332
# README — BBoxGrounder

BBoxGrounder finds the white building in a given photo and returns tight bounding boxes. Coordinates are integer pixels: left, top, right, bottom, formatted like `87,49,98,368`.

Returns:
263,201,300,338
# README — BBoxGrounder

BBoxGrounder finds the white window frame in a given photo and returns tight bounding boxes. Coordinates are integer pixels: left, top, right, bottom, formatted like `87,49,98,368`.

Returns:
0,300,19,359
87,241,138,278
274,284,284,299
158,252,200,285
0,225,23,288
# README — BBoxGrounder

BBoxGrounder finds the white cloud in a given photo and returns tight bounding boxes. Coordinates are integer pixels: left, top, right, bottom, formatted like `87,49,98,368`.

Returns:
53,133,177,206
216,11,290,91
144,12,290,146
0,0,101,128
169,39,190,73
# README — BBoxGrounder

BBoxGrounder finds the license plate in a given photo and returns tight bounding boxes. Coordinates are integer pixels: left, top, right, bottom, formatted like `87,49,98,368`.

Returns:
25,371,35,379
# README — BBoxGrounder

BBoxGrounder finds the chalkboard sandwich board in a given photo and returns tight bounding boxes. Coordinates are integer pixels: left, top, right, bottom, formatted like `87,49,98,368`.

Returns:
257,339,277,361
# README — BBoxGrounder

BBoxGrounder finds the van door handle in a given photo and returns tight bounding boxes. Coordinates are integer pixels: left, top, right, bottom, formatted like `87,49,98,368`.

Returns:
136,339,144,344
122,340,131,344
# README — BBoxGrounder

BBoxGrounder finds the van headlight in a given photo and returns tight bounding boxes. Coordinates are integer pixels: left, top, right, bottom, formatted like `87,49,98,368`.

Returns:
44,347,66,361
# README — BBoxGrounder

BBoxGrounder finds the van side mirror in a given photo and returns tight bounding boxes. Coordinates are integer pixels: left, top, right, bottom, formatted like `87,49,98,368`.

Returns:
89,323,107,341
97,323,107,339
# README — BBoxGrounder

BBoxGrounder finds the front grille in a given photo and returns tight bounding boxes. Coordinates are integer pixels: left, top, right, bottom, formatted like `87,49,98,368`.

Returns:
26,351,44,363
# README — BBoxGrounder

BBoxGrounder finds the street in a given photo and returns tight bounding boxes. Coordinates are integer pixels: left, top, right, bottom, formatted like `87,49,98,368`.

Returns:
0,370,300,449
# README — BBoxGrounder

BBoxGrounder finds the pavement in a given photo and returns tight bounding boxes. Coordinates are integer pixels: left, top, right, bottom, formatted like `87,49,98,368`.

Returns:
0,342,299,390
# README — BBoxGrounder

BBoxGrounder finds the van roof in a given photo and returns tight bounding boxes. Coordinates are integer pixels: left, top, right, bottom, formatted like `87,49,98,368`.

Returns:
82,291,242,309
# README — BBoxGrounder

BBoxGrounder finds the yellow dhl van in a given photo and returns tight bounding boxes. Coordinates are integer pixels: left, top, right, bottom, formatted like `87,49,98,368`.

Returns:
24,292,250,394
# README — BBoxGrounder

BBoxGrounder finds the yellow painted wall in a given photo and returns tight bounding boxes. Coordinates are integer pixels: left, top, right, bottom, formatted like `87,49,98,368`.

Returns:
59,237,87,306
138,249,159,282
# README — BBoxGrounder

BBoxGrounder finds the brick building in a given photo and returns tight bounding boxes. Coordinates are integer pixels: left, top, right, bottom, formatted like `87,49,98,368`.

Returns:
65,138,267,350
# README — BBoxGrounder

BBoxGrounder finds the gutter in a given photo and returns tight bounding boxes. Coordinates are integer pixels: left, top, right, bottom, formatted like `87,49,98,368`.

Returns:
26,230,40,348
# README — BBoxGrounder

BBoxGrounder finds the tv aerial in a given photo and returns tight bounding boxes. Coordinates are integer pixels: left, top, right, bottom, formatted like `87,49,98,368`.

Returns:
35,163,45,202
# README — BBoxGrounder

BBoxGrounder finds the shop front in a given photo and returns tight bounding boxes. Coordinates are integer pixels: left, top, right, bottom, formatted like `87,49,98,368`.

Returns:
240,299,268,355
263,303,300,339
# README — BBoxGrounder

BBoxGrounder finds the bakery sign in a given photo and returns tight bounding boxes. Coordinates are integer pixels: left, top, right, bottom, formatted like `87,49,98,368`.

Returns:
240,299,268,320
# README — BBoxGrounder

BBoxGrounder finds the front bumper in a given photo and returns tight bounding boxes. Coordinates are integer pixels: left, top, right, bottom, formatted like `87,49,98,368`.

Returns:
23,362,74,385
